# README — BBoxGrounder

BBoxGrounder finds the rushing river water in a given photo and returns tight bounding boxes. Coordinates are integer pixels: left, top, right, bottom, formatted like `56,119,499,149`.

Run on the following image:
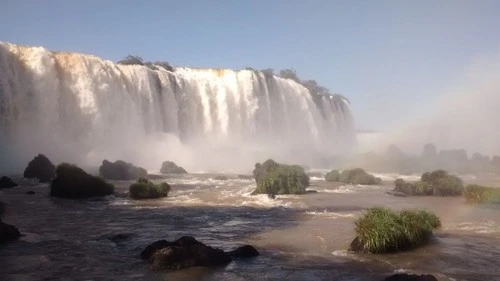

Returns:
1,172,500,281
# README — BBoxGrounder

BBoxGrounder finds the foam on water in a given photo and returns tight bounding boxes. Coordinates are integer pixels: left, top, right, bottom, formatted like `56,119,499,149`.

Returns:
305,210,357,218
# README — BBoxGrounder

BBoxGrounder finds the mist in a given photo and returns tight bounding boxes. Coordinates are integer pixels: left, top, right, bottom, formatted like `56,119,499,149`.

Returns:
356,47,500,159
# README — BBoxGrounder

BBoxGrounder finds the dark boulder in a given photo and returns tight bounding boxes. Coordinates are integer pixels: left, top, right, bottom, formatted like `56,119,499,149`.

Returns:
0,176,18,189
0,220,21,243
99,160,147,180
381,273,438,281
146,236,231,270
26,191,35,195
141,239,173,260
142,236,259,271
51,163,115,199
228,245,259,258
348,236,364,252
160,161,187,174
23,154,55,182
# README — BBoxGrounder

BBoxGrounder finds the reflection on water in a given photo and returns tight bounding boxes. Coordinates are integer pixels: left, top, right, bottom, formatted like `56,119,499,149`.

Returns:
0,173,499,280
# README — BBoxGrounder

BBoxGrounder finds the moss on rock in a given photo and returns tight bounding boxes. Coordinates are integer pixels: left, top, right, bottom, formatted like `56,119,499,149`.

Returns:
393,170,463,196
252,159,309,196
129,178,170,199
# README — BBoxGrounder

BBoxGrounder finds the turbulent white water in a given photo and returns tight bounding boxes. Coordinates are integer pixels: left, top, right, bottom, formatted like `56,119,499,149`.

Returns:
0,42,354,173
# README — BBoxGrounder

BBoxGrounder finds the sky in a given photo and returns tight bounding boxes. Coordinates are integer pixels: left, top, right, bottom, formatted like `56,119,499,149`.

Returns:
1,0,500,131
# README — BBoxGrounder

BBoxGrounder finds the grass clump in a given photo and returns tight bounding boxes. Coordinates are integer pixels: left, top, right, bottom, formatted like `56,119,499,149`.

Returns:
464,185,500,204
252,159,310,196
350,207,441,253
129,178,171,199
393,170,463,196
51,163,115,199
326,168,381,185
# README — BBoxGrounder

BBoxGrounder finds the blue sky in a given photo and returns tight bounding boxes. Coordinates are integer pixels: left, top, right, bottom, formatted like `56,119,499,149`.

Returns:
2,0,500,130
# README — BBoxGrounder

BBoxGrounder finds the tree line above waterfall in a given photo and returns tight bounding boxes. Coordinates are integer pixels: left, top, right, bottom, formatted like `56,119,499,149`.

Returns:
117,55,174,72
117,55,348,106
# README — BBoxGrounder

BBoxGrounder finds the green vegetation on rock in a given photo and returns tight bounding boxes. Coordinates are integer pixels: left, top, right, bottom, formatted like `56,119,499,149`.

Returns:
325,168,381,185
252,159,309,196
350,207,441,253
51,163,115,199
129,178,170,199
324,169,340,182
464,185,500,204
393,170,463,196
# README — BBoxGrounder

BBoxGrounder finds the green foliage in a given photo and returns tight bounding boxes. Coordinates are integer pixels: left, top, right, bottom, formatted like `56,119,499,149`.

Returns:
325,169,340,182
51,163,115,199
464,185,500,204
394,170,464,196
117,55,174,72
354,207,440,253
337,168,382,185
252,159,309,196
117,55,144,65
260,68,274,77
129,177,171,199
278,68,300,82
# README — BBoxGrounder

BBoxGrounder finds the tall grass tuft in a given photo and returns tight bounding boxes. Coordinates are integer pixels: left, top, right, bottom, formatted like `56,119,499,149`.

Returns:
464,185,500,204
352,207,441,253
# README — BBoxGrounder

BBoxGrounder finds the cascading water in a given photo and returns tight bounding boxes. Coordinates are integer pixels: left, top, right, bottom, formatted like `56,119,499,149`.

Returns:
0,42,355,173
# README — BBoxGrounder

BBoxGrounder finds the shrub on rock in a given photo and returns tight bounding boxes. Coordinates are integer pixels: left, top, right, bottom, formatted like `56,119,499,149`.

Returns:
252,159,310,196
99,160,147,180
160,161,187,174
51,163,115,199
393,170,463,196
0,176,18,189
464,185,500,204
336,168,381,185
23,154,55,182
129,178,170,199
349,207,440,253
324,169,340,182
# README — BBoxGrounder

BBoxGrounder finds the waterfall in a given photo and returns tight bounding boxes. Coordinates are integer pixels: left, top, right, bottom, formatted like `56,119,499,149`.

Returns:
0,42,355,172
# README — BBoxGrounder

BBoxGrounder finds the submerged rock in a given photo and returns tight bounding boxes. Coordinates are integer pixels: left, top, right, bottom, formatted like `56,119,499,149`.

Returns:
99,160,147,180
26,191,35,195
0,220,21,243
142,236,259,271
160,161,187,174
0,176,18,189
23,154,56,182
214,175,228,180
381,273,438,281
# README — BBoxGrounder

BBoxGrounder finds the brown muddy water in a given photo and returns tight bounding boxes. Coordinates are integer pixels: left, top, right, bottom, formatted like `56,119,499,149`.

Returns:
1,172,499,281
